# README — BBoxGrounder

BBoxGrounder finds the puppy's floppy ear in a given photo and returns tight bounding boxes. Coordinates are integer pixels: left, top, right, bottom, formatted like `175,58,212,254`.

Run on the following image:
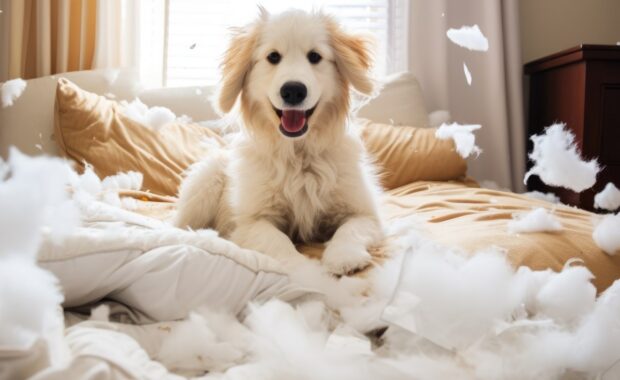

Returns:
217,24,260,114
324,16,375,95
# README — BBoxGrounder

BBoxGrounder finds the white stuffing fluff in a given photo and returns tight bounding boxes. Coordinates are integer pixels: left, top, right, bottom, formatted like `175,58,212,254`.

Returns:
71,165,144,211
372,232,620,379
101,170,143,191
523,191,561,204
463,62,472,85
384,247,519,350
1,78,27,108
592,213,620,256
446,24,489,51
524,123,600,192
157,312,246,375
0,257,65,348
570,280,620,374
0,149,80,251
120,98,192,131
0,148,78,349
535,263,596,323
435,122,482,158
594,183,620,211
508,207,562,234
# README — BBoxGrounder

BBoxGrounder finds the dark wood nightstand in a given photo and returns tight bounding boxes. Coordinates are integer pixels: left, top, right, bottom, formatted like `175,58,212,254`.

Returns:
524,44,620,211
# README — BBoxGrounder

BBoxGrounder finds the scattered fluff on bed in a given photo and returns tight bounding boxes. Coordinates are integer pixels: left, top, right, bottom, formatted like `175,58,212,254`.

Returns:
120,98,192,131
73,165,143,210
1,78,27,108
159,221,620,380
0,149,78,349
446,24,489,51
508,207,562,234
135,217,620,379
593,213,620,256
524,123,600,192
595,183,620,211
435,122,482,158
3,149,620,379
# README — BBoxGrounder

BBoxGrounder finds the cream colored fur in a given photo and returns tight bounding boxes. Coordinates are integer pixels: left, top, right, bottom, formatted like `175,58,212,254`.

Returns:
175,9,384,274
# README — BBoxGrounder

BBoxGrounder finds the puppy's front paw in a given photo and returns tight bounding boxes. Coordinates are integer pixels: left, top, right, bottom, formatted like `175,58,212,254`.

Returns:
322,241,372,276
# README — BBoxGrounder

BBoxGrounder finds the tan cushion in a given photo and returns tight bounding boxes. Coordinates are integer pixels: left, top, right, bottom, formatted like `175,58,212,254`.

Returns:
54,78,224,196
358,119,467,190
384,180,620,292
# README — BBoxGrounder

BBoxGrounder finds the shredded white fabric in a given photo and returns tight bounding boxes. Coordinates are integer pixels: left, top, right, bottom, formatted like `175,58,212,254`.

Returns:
446,24,489,52
463,62,472,85
592,213,620,256
594,183,620,211
120,98,192,131
524,123,600,192
435,122,482,158
508,207,562,234
523,191,561,204
1,78,27,108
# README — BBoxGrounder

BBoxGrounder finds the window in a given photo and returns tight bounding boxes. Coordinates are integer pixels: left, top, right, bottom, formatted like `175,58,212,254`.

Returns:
139,0,409,87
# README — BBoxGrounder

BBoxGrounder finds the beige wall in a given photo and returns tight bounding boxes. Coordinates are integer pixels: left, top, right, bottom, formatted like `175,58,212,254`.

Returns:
519,0,620,64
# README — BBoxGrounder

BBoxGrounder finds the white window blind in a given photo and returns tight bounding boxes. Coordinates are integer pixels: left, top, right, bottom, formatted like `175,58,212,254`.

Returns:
141,0,409,88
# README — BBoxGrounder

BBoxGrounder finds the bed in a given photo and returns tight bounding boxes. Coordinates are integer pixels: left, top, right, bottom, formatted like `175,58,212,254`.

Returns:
1,70,618,379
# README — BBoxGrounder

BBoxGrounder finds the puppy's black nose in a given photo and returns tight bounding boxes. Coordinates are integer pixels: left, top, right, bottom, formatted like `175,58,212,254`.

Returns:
280,81,307,105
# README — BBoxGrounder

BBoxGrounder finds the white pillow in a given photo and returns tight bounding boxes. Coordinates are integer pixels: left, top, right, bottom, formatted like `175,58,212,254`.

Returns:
357,71,430,127
38,201,314,322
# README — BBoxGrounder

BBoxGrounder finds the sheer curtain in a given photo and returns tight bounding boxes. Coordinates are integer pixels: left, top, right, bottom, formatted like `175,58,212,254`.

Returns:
0,0,139,82
409,0,526,191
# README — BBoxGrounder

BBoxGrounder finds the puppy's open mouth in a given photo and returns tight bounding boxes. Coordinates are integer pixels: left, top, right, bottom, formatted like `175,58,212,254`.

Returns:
273,105,317,138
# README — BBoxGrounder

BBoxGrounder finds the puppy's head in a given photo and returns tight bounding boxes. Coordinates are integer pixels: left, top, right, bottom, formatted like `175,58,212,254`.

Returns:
217,9,374,140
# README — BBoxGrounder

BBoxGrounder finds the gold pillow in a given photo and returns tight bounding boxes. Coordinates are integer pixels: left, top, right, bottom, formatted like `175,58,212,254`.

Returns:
358,119,467,190
54,78,224,196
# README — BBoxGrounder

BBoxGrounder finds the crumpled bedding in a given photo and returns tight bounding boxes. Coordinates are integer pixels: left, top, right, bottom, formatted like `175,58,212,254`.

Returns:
4,179,619,380
1,199,316,380
39,201,312,323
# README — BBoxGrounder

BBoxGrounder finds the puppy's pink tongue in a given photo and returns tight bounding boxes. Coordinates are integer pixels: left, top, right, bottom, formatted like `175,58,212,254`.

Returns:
281,110,306,132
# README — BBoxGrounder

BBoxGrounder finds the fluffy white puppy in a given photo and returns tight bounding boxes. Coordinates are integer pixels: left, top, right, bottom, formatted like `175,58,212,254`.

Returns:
175,9,384,275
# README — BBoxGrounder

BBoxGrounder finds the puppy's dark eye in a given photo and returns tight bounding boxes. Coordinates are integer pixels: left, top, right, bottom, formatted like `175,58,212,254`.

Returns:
307,51,322,64
267,51,281,64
